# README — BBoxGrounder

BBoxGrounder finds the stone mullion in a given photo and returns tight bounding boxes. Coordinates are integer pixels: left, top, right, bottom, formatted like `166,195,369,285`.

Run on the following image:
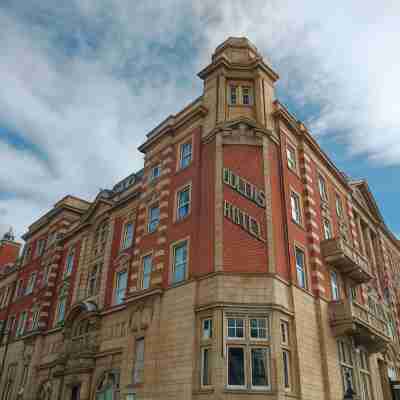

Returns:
299,150,325,297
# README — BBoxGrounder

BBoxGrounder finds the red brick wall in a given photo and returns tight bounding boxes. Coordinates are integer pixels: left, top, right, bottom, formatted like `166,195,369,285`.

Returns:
222,145,268,273
0,242,20,267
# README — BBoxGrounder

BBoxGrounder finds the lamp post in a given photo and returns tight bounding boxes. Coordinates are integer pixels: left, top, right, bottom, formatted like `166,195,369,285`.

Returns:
344,370,356,399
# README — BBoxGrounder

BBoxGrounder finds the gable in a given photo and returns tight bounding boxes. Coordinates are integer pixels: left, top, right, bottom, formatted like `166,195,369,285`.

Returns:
351,181,384,223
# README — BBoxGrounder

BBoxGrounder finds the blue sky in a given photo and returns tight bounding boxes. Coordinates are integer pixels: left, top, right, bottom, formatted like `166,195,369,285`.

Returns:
0,1,399,240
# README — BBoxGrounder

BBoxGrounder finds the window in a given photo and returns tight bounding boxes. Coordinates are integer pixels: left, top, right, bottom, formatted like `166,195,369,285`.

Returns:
42,266,50,287
202,319,213,340
287,146,297,170
338,340,356,395
6,315,15,333
228,318,244,339
177,186,191,220
16,311,28,336
290,192,302,224
318,175,328,201
201,348,212,386
148,205,160,233
179,141,192,169
133,338,145,384
250,318,268,339
26,273,36,295
350,287,357,301
87,265,99,297
96,371,120,400
331,271,340,300
283,350,291,389
142,255,152,290
15,279,23,298
93,220,108,256
115,270,127,305
323,218,333,240
121,222,134,250
295,247,307,289
251,348,270,389
359,350,371,400
336,195,344,218
57,298,66,323
31,307,40,331
150,165,161,181
172,241,188,284
242,86,252,105
36,239,46,257
229,85,238,105
280,320,289,345
228,347,245,388
65,248,75,276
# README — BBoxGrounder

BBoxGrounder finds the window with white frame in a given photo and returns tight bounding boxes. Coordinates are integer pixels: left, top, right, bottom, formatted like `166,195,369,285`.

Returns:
15,311,28,336
250,318,268,339
16,311,28,337
25,273,36,295
65,248,75,276
323,218,333,240
318,174,328,201
121,222,134,250
336,194,344,218
228,318,245,339
115,270,127,305
359,349,372,400
290,192,302,225
295,247,307,289
177,186,191,220
36,239,46,258
202,318,213,340
331,271,340,300
142,255,152,290
133,338,145,384
286,145,297,171
172,241,188,284
338,340,356,395
57,297,66,323
31,307,40,331
148,204,160,233
179,141,192,169
226,315,271,391
150,164,161,181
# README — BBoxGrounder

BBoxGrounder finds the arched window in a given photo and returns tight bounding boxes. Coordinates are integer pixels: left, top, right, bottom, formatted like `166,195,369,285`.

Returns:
96,370,120,400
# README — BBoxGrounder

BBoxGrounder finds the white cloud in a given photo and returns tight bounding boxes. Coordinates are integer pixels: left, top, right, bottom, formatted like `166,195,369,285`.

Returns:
1,0,400,240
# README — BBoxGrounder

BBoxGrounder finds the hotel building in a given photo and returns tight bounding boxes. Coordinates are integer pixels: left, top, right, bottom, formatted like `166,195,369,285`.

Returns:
0,37,400,400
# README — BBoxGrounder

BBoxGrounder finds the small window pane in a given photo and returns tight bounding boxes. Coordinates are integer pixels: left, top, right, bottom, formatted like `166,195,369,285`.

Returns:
173,242,187,283
177,187,190,220
281,320,289,344
180,142,192,169
133,338,145,384
250,318,268,339
228,347,245,387
142,256,152,289
230,86,237,105
227,319,244,338
295,248,306,289
283,350,290,389
148,206,160,233
202,319,212,339
251,348,269,388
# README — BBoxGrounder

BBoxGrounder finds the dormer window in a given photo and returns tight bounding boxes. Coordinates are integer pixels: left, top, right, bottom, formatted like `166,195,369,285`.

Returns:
228,84,253,106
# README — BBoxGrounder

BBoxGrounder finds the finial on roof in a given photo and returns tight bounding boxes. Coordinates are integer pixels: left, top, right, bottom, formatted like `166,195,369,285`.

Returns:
3,227,15,241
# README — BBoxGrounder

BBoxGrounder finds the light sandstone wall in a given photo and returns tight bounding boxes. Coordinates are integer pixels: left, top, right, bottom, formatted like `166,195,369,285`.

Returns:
156,281,197,400
292,287,325,400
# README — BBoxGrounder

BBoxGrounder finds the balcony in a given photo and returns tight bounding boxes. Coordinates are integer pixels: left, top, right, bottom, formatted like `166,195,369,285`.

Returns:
329,300,390,353
321,237,373,284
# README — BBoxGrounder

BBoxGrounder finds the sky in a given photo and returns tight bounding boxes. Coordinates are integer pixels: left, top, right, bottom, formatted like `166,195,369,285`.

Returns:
0,0,400,241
